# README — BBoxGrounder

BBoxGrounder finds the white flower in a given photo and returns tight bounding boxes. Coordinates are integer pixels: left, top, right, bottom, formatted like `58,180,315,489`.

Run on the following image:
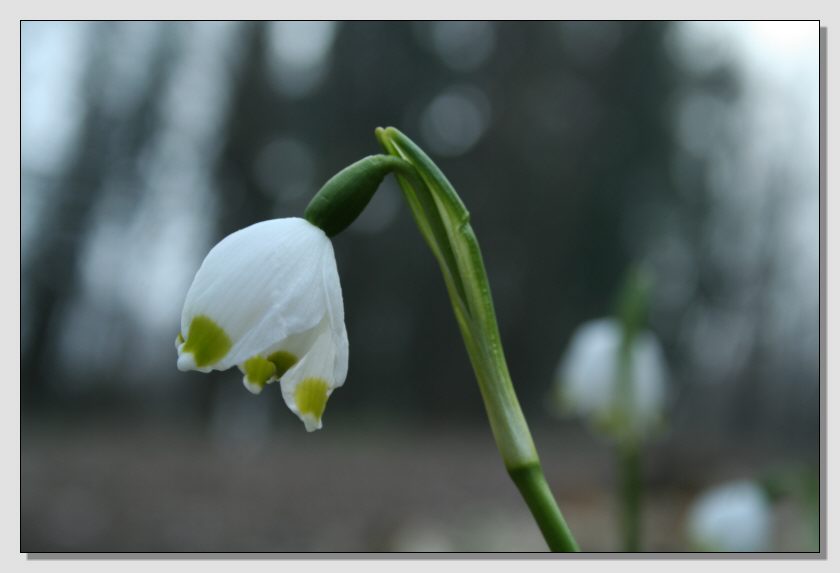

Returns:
176,217,348,432
686,480,772,552
553,318,667,441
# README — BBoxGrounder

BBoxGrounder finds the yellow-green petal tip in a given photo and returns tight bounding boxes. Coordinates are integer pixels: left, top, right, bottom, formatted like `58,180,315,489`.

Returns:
181,315,232,368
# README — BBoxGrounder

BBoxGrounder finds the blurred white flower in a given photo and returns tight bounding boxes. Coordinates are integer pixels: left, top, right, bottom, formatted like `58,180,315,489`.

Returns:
686,480,772,552
553,318,667,441
176,217,348,432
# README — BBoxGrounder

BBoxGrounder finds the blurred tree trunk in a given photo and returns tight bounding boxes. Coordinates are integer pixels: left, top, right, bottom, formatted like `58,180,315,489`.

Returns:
214,22,277,236
22,24,176,408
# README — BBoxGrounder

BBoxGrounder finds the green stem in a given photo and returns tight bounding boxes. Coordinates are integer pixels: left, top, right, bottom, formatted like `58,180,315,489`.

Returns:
374,127,579,552
510,464,580,552
618,444,642,552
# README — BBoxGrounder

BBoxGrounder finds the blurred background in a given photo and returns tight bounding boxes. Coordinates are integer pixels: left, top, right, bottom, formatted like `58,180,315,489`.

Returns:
21,21,820,552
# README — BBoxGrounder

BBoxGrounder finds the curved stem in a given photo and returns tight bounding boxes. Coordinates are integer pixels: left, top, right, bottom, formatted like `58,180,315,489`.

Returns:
375,127,579,552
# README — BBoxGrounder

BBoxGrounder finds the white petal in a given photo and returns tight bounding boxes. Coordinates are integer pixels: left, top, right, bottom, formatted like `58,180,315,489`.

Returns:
558,319,621,416
320,240,349,389
177,216,351,430
178,218,332,370
242,377,266,395
279,321,338,432
236,316,327,395
176,348,199,372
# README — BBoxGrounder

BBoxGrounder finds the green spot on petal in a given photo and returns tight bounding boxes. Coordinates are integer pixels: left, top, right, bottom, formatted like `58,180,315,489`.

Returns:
176,332,185,345
294,377,330,420
182,315,232,368
243,356,277,391
267,350,298,377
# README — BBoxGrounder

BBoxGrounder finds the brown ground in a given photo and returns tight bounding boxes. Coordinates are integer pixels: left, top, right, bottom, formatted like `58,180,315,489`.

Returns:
21,416,815,553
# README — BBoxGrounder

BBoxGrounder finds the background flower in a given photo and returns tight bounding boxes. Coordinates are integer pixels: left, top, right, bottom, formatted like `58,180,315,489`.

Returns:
686,480,772,552
554,318,668,443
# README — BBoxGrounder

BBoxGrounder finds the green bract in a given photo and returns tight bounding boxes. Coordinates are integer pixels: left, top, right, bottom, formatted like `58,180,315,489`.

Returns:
304,154,411,237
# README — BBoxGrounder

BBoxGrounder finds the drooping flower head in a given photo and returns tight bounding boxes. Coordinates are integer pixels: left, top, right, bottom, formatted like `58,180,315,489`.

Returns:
686,480,772,552
176,217,348,431
553,318,667,443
